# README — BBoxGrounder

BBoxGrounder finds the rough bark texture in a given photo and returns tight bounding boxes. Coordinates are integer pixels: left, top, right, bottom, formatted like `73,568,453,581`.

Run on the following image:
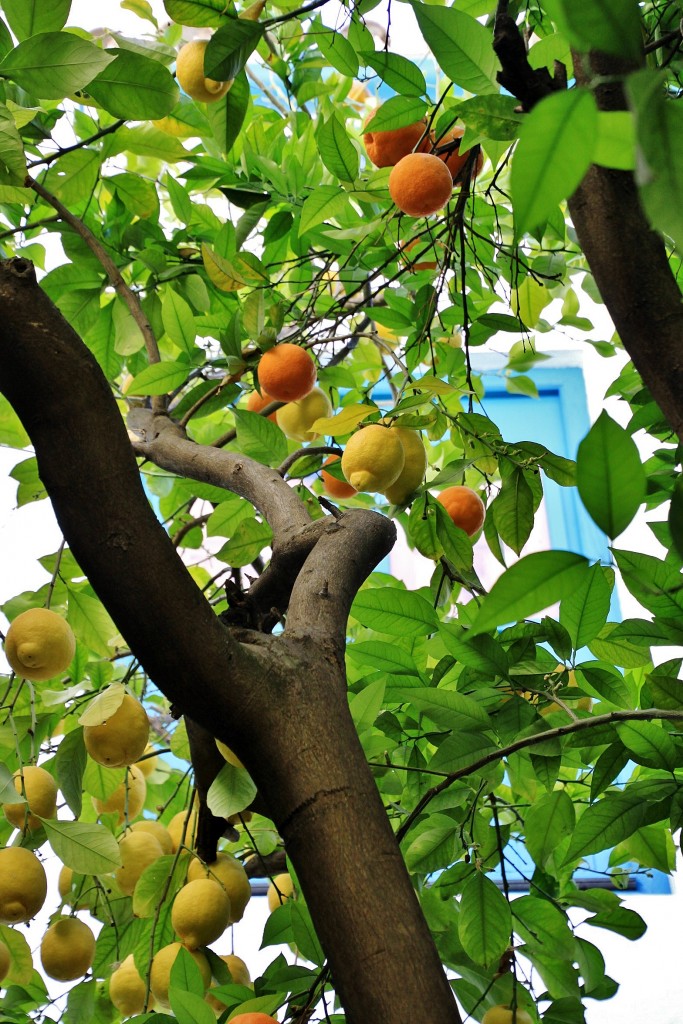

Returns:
493,17,683,441
0,258,462,1024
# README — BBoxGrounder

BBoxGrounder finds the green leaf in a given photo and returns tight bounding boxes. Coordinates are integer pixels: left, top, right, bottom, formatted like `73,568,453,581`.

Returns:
563,791,645,865
576,411,645,538
404,815,461,873
612,548,683,620
615,721,681,771
590,741,630,801
207,762,257,818
586,906,646,940
433,500,474,571
0,32,115,99
669,474,683,563
133,853,187,918
162,288,196,356
0,924,33,985
290,902,325,966
317,113,359,183
410,3,500,95
391,686,490,731
1,0,71,39
233,409,287,467
346,640,419,676
222,70,250,154
315,25,358,77
171,945,208,998
42,818,121,873
169,987,216,1024
0,101,26,184
363,95,428,133
205,18,262,81
525,790,575,869
350,587,438,637
88,49,179,119
471,551,590,634
512,895,575,960
107,172,160,219
451,94,524,142
511,88,598,236
559,563,612,649
67,587,118,657
490,467,534,556
627,69,683,254
360,51,426,97
54,726,87,818
594,111,636,171
299,185,348,235
217,517,273,568
163,0,228,26
458,872,511,968
549,0,643,61
127,360,189,396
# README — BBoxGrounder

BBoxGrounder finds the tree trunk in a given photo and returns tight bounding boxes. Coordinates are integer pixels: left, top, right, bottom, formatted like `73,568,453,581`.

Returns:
0,258,462,1024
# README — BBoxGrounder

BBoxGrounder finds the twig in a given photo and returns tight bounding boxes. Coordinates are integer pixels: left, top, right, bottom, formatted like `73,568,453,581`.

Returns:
27,119,125,168
264,0,329,27
277,444,342,478
396,706,683,842
27,175,164,405
246,66,290,115
0,215,59,242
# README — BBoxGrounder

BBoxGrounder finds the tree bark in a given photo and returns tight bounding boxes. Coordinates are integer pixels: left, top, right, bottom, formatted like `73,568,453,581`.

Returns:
0,258,462,1024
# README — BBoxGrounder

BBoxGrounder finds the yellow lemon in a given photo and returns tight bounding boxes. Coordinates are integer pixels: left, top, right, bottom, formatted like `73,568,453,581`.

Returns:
40,918,96,982
93,765,146,824
135,746,160,778
57,865,89,909
267,872,295,913
341,424,405,493
167,805,198,853
130,819,174,855
276,387,333,441
482,1006,533,1024
171,877,231,949
188,852,252,922
4,608,75,681
374,321,402,348
0,939,10,983
84,693,150,768
0,847,47,924
176,40,232,104
382,428,428,505
206,953,252,1011
115,831,165,896
110,954,152,1016
215,739,244,769
150,942,211,1008
4,765,58,832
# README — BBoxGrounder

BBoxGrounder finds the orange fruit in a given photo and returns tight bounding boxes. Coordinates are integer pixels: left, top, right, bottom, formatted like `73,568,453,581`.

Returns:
229,1014,278,1024
321,455,357,500
246,389,278,422
257,344,316,403
363,112,429,168
402,238,439,272
388,153,454,218
432,125,483,183
436,485,486,536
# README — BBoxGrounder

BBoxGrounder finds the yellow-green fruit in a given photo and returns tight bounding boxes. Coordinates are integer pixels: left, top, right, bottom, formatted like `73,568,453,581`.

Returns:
188,853,252,922
176,40,232,104
93,765,146,824
541,666,593,715
40,918,96,982
130,819,174,855
110,954,152,1016
4,608,75,681
58,866,89,909
382,428,428,505
150,942,211,1008
276,387,333,441
0,939,10,983
0,847,48,923
481,1006,533,1024
206,953,252,1010
4,765,58,832
267,872,295,913
171,877,231,949
116,831,165,896
135,747,159,778
84,693,150,768
215,739,244,769
341,424,405,493
167,805,198,852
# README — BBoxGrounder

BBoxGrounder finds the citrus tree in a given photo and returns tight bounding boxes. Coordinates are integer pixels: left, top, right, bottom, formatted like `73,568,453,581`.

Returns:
0,0,682,1022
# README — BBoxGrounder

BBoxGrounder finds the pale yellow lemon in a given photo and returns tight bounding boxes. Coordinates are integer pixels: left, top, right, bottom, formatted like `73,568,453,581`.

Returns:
0,847,47,924
382,428,428,505
188,852,252,922
40,918,96,982
267,872,295,913
276,387,333,442
150,942,211,1007
167,805,198,852
176,40,232,104
341,424,405,493
0,939,10,983
4,608,75,681
171,877,231,949
110,954,152,1016
206,953,252,1011
4,765,58,832
84,693,150,768
115,831,165,896
92,765,146,824
130,819,174,855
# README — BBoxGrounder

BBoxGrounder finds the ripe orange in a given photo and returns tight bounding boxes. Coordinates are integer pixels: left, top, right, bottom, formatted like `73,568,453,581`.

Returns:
246,389,277,422
437,485,486,536
389,153,454,218
321,455,357,500
257,344,316,403
432,125,483,184
363,112,429,168
229,1014,278,1024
